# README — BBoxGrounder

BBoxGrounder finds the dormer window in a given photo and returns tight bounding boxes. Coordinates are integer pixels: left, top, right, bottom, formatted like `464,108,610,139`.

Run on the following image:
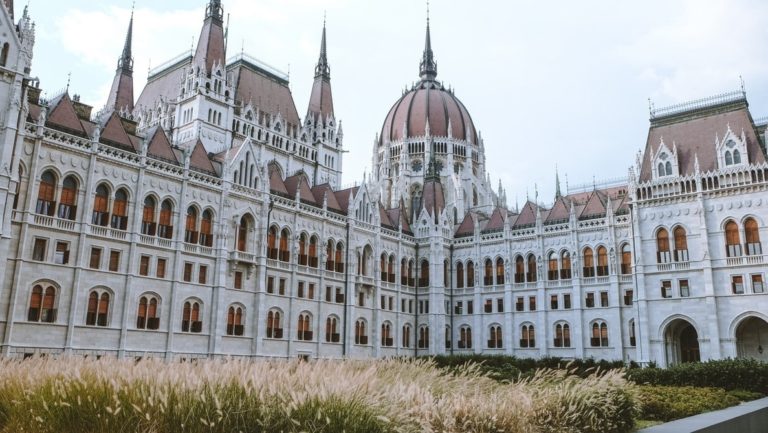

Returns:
657,153,673,177
724,140,741,166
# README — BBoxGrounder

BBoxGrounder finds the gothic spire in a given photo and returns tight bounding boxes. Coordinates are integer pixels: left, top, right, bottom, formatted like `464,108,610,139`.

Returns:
195,0,226,73
419,10,438,81
555,166,562,199
206,0,224,22
117,9,134,73
105,10,135,113
314,17,330,80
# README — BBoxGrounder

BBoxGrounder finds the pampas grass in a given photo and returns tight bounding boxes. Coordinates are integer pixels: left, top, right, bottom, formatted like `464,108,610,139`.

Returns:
0,356,637,433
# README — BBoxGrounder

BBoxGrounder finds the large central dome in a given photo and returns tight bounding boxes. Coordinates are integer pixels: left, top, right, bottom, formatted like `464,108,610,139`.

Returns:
379,20,477,146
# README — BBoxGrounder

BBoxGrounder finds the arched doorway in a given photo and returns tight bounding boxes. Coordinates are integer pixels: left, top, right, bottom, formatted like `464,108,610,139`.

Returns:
736,317,768,361
664,318,700,365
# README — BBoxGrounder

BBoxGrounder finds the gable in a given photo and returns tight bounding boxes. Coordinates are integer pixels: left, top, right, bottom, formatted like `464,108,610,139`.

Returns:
146,128,179,164
46,94,87,137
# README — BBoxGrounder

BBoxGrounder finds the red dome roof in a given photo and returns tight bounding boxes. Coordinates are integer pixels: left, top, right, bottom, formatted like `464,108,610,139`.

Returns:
380,80,478,145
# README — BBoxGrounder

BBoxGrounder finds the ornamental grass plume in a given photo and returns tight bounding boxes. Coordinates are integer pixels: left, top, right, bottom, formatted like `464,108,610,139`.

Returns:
0,356,637,433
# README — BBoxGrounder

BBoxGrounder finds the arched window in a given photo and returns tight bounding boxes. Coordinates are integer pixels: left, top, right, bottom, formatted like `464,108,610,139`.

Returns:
200,210,213,247
665,161,672,176
388,255,396,283
308,236,319,268
278,229,291,262
354,319,368,345
402,324,411,348
656,229,671,263
58,175,78,220
141,197,157,235
36,171,57,216
184,207,199,244
335,242,344,273
86,290,110,327
554,323,571,347
325,316,339,342
561,251,572,279
181,300,202,333
267,227,278,259
725,151,733,166
92,184,110,226
298,234,308,266
0,43,9,67
496,258,505,285
596,246,608,276
407,260,415,287
526,255,537,282
418,325,429,349
488,325,502,349
419,259,429,287
621,244,632,274
12,164,23,210
657,162,666,176
520,324,535,348
629,320,636,346
266,310,283,338
547,252,559,280
514,256,525,283
157,200,174,239
28,284,56,323
226,305,244,336
673,226,689,262
459,325,472,349
136,295,160,330
725,220,742,257
325,240,335,271
484,259,493,286
381,322,393,347
297,312,312,341
111,188,129,230
241,218,254,253
733,149,742,164
583,247,595,277
456,262,464,289
466,261,475,288
745,218,762,255
590,321,609,347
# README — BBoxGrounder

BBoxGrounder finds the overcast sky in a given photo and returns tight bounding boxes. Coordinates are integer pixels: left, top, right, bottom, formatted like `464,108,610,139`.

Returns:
26,0,768,207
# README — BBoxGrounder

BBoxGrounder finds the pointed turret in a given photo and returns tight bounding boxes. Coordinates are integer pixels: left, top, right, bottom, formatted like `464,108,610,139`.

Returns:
555,166,562,199
306,19,334,123
419,15,437,81
105,11,135,113
194,0,226,74
422,154,445,223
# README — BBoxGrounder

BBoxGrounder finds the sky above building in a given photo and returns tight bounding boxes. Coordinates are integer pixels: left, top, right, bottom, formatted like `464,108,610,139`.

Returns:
27,0,768,207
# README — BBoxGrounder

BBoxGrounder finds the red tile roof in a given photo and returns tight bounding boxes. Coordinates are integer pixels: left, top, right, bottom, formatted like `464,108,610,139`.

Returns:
580,191,606,219
455,212,475,237
189,140,216,174
483,207,506,232
307,77,334,122
100,112,136,152
146,127,179,165
230,62,300,128
46,94,88,137
311,183,343,213
194,17,226,73
268,163,289,196
334,187,358,213
513,201,538,228
545,197,571,223
284,173,316,204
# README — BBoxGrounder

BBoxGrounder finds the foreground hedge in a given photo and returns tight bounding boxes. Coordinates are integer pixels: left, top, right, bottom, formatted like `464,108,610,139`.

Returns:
430,355,627,382
636,385,739,422
627,358,768,394
0,357,638,433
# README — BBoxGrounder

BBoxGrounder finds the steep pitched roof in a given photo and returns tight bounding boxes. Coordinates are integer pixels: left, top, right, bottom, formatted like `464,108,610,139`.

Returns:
46,94,88,137
284,174,316,204
513,201,538,228
379,204,394,229
579,190,607,220
483,207,506,232
310,183,343,213
268,163,289,197
194,10,226,73
100,112,136,152
230,62,301,128
545,197,571,223
189,140,216,174
640,97,766,182
386,202,412,234
455,212,476,237
146,127,179,165
136,60,190,109
334,186,358,213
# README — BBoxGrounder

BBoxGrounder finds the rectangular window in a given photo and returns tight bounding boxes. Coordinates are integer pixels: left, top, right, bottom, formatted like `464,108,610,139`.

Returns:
308,283,315,300
418,300,424,314
402,299,407,312
156,258,166,278
32,238,47,261
380,295,386,309
516,297,524,311
563,293,571,309
732,275,744,294
198,265,207,284
585,292,595,308
497,298,504,313
624,290,634,306
600,291,609,307
484,299,492,313
528,296,536,311
54,241,69,265
679,279,690,297
455,301,463,315
234,271,243,290
298,281,305,298
279,278,286,296
325,286,332,302
108,250,121,272
89,248,102,269
388,296,393,311
752,274,764,293
467,300,473,315
409,299,413,313
550,294,558,310
183,263,193,282
358,291,365,307
661,280,672,298
139,256,150,276
267,276,275,294
336,287,344,303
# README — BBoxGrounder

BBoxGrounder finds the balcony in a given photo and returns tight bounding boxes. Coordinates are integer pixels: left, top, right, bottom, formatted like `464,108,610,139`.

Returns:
33,214,77,231
230,251,256,264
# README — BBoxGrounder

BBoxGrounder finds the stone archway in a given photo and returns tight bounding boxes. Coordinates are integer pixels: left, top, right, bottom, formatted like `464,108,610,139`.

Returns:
736,317,768,361
664,318,700,365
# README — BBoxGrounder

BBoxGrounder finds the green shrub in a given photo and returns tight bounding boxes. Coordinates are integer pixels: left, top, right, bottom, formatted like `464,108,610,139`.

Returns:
637,385,739,422
727,389,765,402
430,354,626,381
627,358,768,394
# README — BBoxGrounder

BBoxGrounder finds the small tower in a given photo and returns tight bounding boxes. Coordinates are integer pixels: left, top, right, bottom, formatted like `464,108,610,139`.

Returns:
306,18,334,124
105,10,135,113
194,0,226,74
